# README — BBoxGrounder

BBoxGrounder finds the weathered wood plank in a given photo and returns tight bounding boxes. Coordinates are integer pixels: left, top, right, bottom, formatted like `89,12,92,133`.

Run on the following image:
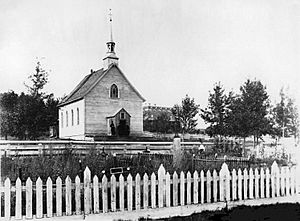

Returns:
151,173,156,208
200,170,204,204
56,177,62,216
16,178,22,219
237,169,242,200
46,177,53,217
280,167,286,196
75,176,81,215
249,168,254,199
26,177,33,219
260,168,265,198
266,168,270,198
232,169,237,200
111,175,117,212
4,178,11,218
166,172,171,207
243,168,248,200
180,171,185,206
186,172,191,205
65,176,72,216
119,174,125,211
84,167,91,214
93,175,99,214
102,175,108,213
173,172,178,206
193,171,199,204
254,168,259,198
142,174,148,209
135,173,141,210
213,170,218,202
206,170,212,203
127,174,133,211
158,165,165,208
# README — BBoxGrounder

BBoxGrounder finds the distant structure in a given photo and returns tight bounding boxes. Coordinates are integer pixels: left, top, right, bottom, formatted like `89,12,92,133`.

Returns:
58,10,145,140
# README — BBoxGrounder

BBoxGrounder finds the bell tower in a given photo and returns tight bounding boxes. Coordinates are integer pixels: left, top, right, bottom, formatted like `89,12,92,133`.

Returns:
103,9,119,70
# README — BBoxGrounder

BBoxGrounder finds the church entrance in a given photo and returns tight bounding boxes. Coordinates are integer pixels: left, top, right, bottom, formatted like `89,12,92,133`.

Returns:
107,108,131,136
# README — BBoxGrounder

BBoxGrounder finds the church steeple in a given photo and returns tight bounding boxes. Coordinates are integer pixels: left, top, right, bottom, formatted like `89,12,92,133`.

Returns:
103,9,119,70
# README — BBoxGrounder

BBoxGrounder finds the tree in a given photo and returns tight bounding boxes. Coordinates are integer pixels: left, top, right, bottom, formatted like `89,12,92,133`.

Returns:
200,82,232,137
0,91,19,139
25,61,49,98
273,88,299,139
227,79,273,153
171,95,199,135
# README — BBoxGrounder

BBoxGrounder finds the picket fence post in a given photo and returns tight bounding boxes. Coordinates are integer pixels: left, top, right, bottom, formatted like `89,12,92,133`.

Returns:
266,168,270,198
26,177,33,219
249,168,254,199
254,168,259,198
102,175,108,213
65,176,72,215
120,174,125,211
173,172,178,206
193,171,199,204
142,173,148,209
16,178,22,219
75,176,81,214
237,169,242,200
135,173,141,210
151,173,156,208
206,170,212,203
200,170,204,204
111,174,117,212
243,168,248,200
232,169,237,200
93,175,99,214
180,171,185,206
186,172,192,205
213,169,218,202
260,168,265,198
166,172,171,207
84,167,91,214
46,177,53,217
271,161,279,197
158,165,166,208
127,174,133,211
4,178,11,219
56,177,62,216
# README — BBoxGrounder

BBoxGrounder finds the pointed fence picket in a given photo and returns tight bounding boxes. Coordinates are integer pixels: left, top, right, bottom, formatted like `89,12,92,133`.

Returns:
0,161,298,220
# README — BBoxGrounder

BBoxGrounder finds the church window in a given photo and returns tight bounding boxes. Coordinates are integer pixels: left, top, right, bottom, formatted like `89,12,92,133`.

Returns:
77,108,80,125
61,112,64,128
71,109,74,126
110,84,119,98
66,111,68,127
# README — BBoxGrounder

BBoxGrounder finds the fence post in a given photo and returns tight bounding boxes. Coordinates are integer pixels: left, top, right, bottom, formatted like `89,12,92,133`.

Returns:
193,171,199,204
254,168,259,198
249,168,254,199
26,177,33,219
266,168,270,198
271,161,279,197
172,137,182,170
243,168,248,200
142,174,148,209
46,177,53,218
36,177,43,218
158,164,166,208
207,170,212,203
84,167,91,214
75,176,81,215
260,168,265,198
111,174,117,212
65,176,72,216
186,171,192,205
135,173,141,210
16,178,22,219
102,175,108,213
173,172,178,206
180,171,185,206
127,174,133,211
200,170,204,204
119,174,125,211
93,175,99,214
151,173,156,208
280,167,286,196
213,169,218,202
237,169,242,200
232,169,237,200
166,172,171,207
4,178,11,219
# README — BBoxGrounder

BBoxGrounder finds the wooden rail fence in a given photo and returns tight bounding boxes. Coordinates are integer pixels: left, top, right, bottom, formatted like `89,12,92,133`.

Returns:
0,161,298,219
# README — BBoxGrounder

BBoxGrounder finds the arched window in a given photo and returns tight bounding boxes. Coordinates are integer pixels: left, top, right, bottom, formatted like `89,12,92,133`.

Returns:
71,109,74,126
77,108,80,125
61,112,64,128
110,84,119,98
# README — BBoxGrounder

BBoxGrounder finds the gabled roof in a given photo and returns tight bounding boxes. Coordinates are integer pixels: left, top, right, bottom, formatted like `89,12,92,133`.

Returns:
106,108,131,118
58,64,145,107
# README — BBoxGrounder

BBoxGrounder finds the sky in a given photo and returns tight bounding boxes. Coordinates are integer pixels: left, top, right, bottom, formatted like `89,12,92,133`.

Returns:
0,0,299,127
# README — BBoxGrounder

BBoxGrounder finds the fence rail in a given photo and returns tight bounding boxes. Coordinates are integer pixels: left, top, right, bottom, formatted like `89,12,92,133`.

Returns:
0,161,298,219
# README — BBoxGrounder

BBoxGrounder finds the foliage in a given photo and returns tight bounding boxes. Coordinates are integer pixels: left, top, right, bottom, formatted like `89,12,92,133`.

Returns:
200,82,232,137
171,95,199,134
273,88,299,139
227,79,273,146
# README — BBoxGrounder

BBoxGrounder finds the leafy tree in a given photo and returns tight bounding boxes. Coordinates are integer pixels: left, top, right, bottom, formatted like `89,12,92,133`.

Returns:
201,82,232,137
227,79,272,153
25,61,49,98
0,91,19,139
273,88,299,139
171,95,199,135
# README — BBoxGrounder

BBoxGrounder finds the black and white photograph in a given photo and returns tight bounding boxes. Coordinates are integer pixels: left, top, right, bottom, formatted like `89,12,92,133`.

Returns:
0,0,300,220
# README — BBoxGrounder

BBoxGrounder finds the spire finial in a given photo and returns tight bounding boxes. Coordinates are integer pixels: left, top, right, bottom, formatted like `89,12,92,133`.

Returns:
109,9,113,42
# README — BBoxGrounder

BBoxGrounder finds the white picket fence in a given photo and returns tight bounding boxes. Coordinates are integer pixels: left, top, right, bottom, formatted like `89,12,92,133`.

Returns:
0,161,298,219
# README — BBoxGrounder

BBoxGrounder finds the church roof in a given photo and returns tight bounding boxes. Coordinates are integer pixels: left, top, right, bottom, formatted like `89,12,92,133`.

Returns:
58,64,145,107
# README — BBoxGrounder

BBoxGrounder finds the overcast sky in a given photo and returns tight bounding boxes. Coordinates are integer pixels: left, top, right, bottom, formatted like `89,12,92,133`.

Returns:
1,0,299,125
